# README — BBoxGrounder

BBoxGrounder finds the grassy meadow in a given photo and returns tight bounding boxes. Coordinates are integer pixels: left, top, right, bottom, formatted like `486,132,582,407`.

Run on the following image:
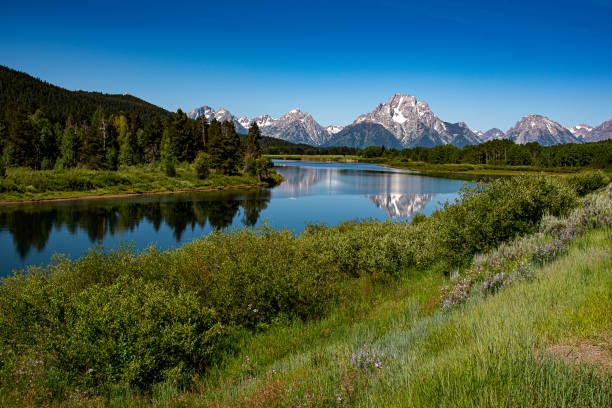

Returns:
0,171,610,407
0,164,282,203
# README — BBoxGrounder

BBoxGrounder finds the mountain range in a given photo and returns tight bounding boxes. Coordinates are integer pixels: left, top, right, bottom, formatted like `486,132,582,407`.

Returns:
188,94,612,149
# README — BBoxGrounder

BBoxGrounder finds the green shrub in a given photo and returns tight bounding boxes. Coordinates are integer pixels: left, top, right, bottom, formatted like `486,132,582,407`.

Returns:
164,159,176,177
0,157,6,178
167,226,336,326
0,274,225,394
412,176,577,268
194,152,211,180
564,170,609,196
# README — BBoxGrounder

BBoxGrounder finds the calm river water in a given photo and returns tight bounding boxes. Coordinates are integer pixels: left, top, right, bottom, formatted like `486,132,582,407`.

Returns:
0,160,474,276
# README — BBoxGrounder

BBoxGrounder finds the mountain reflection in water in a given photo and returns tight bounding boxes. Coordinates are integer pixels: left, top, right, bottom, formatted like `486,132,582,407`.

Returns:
367,193,436,217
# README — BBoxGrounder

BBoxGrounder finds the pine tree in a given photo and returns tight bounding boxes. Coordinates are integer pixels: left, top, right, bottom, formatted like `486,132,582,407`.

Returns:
160,129,176,177
207,118,223,170
208,120,240,175
80,108,104,169
242,122,263,175
56,124,80,169
142,116,164,163
5,103,35,167
30,109,58,169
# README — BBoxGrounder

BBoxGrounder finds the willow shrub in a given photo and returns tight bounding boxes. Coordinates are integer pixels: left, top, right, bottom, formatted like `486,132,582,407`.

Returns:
0,275,223,394
564,170,609,196
412,176,576,268
163,226,337,327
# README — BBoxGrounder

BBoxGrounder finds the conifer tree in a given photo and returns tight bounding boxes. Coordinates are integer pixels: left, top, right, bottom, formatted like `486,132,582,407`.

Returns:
242,122,263,175
160,129,176,177
5,103,35,167
208,120,240,175
80,107,105,169
56,125,79,169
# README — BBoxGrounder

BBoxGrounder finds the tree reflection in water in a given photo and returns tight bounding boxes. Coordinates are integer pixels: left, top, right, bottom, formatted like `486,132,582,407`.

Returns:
0,188,271,259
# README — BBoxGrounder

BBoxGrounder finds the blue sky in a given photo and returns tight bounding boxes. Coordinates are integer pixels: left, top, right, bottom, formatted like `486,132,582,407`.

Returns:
2,0,611,130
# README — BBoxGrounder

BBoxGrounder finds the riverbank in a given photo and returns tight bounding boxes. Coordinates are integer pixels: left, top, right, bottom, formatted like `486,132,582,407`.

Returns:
267,154,584,176
0,165,282,204
1,175,610,406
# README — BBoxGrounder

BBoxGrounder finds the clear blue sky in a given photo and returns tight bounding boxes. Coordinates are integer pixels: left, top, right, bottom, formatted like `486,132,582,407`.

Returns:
2,0,611,131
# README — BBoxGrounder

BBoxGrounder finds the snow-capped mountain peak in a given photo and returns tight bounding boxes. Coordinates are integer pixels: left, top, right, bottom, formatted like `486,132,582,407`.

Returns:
344,94,479,148
505,115,578,146
326,126,344,135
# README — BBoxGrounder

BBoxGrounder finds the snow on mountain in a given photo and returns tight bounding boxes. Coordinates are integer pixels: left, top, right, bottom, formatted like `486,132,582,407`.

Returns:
566,124,593,142
505,115,579,145
326,125,344,134
585,119,612,142
254,109,332,145
338,94,480,148
187,106,248,133
480,128,505,142
188,106,333,145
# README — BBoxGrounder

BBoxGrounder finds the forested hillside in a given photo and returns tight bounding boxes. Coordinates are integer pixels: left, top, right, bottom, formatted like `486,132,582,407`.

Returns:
0,66,169,125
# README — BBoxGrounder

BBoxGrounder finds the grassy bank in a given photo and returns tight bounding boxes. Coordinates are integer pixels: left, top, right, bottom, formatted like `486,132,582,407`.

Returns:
267,154,362,162
0,174,610,406
383,159,584,176
267,154,586,176
0,164,282,203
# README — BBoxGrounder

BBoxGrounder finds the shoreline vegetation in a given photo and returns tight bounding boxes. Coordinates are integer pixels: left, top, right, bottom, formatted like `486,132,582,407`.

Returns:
265,138,611,177
266,154,596,176
1,172,610,406
0,164,282,204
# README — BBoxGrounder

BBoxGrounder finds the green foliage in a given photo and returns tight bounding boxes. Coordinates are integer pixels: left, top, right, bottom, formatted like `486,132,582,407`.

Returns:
0,154,6,178
0,274,224,392
413,176,577,267
361,145,386,158
254,157,272,181
207,120,241,175
160,130,176,178
194,151,211,179
564,170,610,196
56,125,80,169
0,165,263,202
242,123,263,175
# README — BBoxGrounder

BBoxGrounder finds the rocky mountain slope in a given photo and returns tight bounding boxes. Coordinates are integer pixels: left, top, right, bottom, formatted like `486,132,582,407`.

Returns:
339,94,481,148
583,119,612,142
504,115,579,145
480,128,505,142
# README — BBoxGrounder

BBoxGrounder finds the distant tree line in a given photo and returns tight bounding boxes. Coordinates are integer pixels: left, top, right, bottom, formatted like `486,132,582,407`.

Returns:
262,139,360,156
358,139,612,168
0,103,271,180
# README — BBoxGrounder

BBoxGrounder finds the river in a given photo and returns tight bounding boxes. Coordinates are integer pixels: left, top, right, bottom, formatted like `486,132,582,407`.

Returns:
0,160,474,276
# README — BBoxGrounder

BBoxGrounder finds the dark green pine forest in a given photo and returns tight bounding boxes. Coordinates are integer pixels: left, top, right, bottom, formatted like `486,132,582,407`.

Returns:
0,65,273,180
